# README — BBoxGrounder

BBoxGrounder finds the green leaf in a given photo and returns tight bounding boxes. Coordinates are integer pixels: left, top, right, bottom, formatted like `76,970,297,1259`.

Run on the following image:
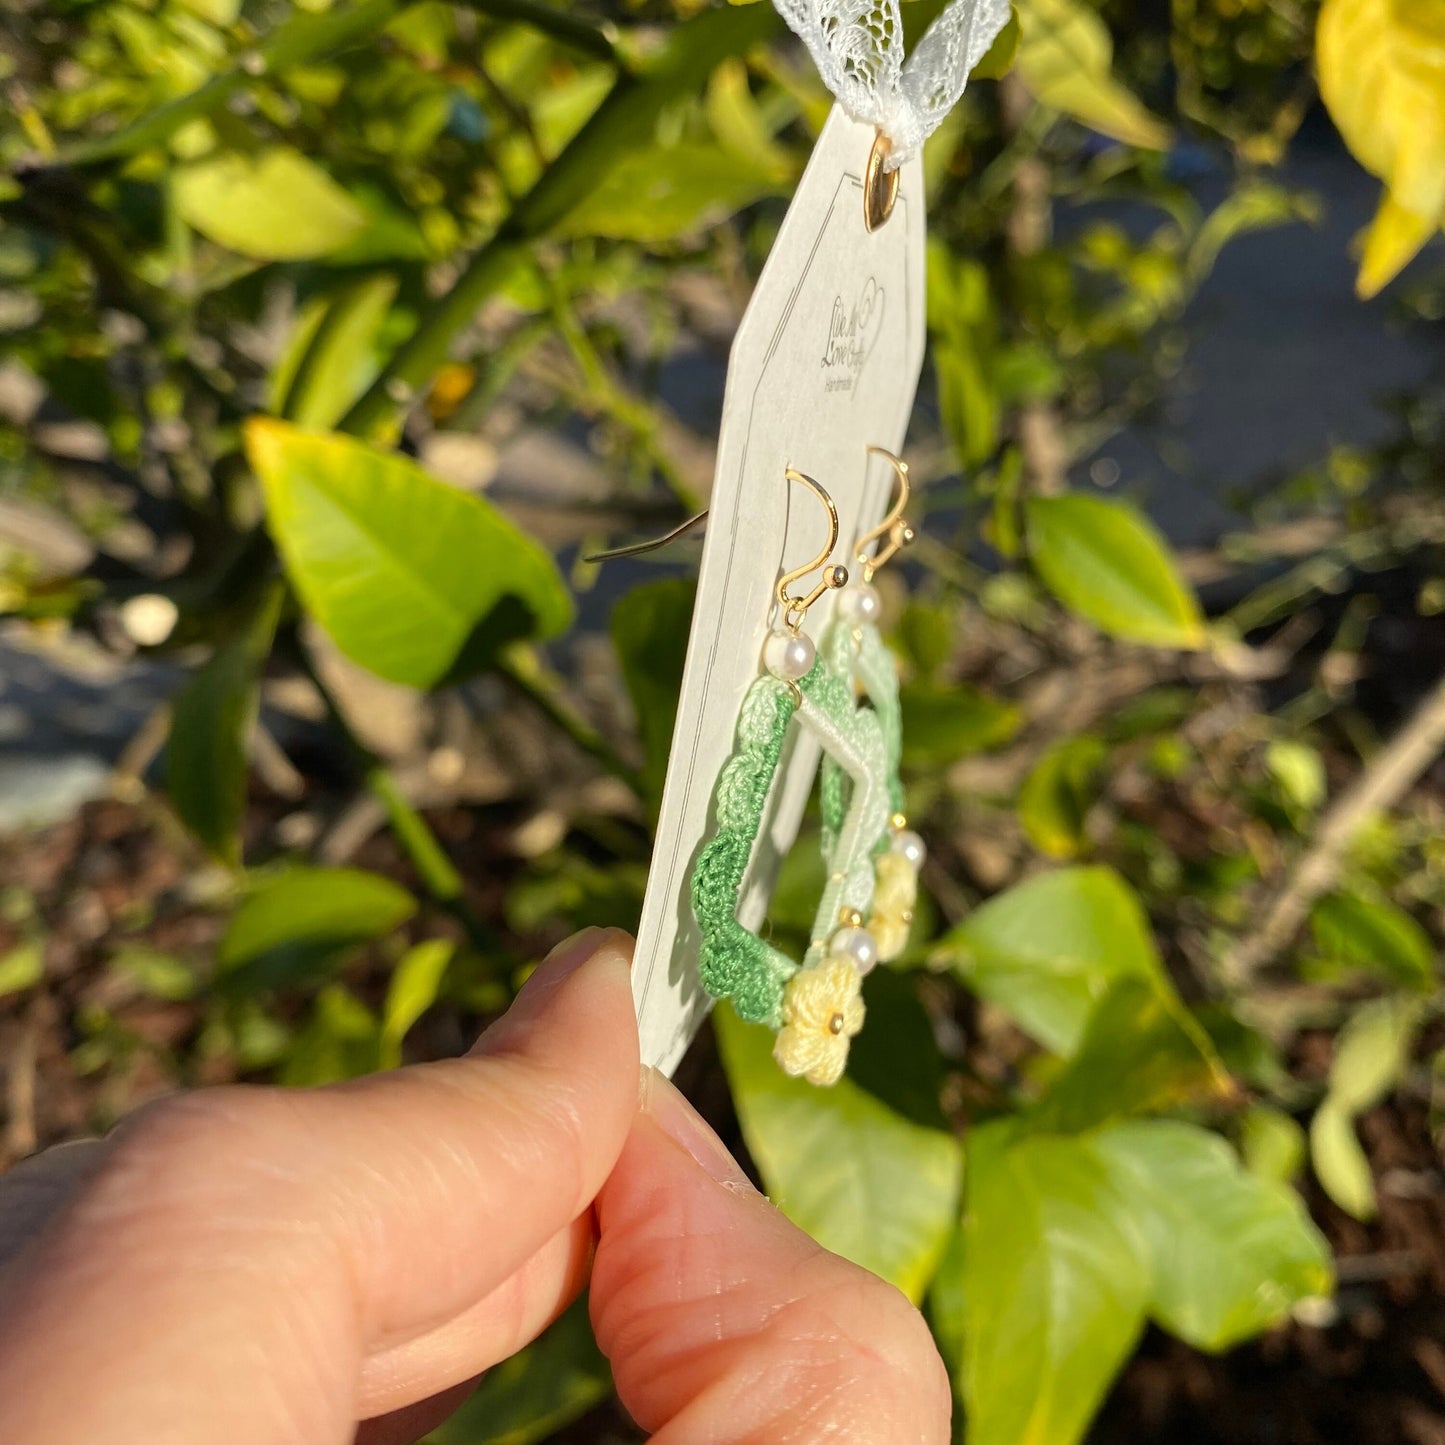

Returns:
167,585,282,865
1239,1105,1307,1186
531,8,777,226
942,865,1164,1056
270,275,399,429
176,0,241,26
1308,998,1421,1220
340,2,784,438
1025,493,1206,649
705,57,793,179
716,1006,962,1304
1015,0,1171,149
845,968,949,1130
0,941,44,999
928,1219,968,1372
1093,1120,1332,1352
380,939,454,1069
1327,996,1419,1116
610,578,695,814
989,447,1025,560
1018,734,1107,858
900,680,1021,765
279,984,382,1086
1310,1099,1377,1220
1265,738,1327,812
246,419,573,688
1031,977,1230,1133
174,147,366,260
893,600,958,679
424,1296,611,1445
758,822,829,937
111,945,198,1002
1188,182,1320,287
558,141,783,242
958,1123,1148,1445
973,6,1021,79
1310,890,1435,989
219,866,415,992
935,334,1000,469
368,769,464,902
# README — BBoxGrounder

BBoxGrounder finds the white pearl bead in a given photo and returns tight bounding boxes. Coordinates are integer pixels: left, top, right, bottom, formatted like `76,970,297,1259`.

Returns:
891,829,927,869
830,925,878,975
762,629,814,680
837,583,881,625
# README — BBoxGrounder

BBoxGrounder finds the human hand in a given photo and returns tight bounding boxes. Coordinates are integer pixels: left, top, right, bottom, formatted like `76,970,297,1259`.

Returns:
0,928,949,1444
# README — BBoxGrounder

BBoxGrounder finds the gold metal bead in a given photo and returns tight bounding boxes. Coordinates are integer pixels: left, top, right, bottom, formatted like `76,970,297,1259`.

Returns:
838,906,864,929
889,812,908,833
828,1011,846,1035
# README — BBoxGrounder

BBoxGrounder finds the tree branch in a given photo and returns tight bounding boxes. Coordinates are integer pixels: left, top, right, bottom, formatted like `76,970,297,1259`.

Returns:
338,0,779,439
1222,670,1445,984
11,0,624,178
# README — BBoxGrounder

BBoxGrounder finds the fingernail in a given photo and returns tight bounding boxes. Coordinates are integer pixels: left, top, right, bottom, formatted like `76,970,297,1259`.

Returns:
470,928,621,1054
537,927,609,981
641,1067,753,1189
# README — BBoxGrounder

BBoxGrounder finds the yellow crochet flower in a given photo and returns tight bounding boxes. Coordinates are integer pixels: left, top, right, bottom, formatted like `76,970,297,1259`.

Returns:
773,956,866,1087
869,850,918,962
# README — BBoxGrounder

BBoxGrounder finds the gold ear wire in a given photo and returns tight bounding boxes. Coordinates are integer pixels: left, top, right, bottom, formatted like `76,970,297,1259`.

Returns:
583,469,849,634
583,508,708,563
778,467,849,631
856,446,916,583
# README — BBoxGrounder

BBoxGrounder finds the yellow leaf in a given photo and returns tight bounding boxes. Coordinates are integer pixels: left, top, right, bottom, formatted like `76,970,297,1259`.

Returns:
1318,0,1445,294
1016,0,1170,150
1358,191,1438,299
174,148,365,260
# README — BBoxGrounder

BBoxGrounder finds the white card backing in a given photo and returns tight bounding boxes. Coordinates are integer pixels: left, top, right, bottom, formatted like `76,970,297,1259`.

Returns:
632,107,927,1074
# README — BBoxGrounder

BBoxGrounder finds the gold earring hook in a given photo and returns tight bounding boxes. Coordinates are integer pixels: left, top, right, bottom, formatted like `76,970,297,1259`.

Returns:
583,508,708,563
856,446,916,583
779,467,848,632
581,470,849,631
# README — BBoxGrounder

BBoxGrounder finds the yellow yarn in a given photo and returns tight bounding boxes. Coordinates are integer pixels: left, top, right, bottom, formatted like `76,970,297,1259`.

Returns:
869,850,918,961
772,956,866,1086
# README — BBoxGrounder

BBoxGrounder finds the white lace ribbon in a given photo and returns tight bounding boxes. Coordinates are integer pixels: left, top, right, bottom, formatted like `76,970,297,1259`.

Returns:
773,0,1012,168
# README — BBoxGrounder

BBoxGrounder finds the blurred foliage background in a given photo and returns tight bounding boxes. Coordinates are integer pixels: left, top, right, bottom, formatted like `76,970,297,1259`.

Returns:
2,0,1445,1440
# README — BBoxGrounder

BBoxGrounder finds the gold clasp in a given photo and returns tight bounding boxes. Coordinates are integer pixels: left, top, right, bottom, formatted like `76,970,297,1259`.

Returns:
863,130,899,233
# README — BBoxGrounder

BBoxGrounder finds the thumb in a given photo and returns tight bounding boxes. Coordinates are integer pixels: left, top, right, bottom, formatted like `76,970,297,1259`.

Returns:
591,1069,950,1443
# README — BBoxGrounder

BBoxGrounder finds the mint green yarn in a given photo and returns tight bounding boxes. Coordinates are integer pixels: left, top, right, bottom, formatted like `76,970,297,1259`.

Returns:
798,663,890,966
691,636,897,1027
820,618,904,852
690,673,800,1027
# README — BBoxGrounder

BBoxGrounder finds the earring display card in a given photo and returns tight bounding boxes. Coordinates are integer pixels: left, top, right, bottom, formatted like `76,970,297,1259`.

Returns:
633,106,927,1074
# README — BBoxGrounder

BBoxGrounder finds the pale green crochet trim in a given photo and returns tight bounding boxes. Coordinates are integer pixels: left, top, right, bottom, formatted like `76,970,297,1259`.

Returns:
820,616,904,857
690,649,891,1025
800,682,889,968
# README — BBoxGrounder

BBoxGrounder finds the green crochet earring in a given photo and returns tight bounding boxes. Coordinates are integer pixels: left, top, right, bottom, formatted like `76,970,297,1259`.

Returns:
690,468,892,1087
819,445,927,965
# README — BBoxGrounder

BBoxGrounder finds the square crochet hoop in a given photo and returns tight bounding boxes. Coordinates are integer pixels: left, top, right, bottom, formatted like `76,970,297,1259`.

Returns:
691,658,890,1030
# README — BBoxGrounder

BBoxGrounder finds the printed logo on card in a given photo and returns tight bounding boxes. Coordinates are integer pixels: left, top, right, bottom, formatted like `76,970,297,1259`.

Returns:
821,276,885,393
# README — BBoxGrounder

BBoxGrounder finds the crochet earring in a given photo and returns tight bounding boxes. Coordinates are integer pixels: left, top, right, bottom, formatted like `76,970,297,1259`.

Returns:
819,445,926,965
691,467,894,1086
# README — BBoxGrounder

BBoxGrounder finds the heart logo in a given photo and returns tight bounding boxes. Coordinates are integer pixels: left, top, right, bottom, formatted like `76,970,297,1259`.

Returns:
820,276,886,394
